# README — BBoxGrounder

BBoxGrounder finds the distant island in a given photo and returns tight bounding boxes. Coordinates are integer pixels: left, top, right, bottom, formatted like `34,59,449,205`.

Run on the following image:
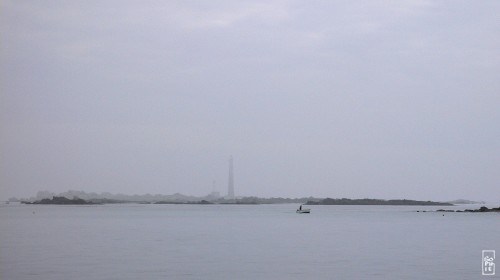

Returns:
22,196,97,205
18,190,313,205
306,198,453,206
16,190,455,206
446,199,485,204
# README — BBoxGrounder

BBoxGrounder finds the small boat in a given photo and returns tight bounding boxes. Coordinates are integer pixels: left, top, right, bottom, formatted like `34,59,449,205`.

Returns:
296,204,310,213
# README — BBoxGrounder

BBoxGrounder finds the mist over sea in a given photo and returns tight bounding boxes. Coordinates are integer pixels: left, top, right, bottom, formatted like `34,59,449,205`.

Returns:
1,203,498,279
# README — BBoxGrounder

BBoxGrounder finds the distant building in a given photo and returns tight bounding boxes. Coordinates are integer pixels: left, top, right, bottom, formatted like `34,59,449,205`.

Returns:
227,156,235,199
207,191,221,200
207,180,221,200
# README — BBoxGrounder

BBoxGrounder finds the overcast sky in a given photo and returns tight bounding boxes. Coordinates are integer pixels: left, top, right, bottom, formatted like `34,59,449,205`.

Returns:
1,0,499,201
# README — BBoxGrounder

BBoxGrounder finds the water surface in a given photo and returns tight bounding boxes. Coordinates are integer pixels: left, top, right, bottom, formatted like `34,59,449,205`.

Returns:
1,203,498,279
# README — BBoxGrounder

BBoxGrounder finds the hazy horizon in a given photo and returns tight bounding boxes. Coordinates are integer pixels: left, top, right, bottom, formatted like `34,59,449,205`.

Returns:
1,1,499,202
8,188,490,203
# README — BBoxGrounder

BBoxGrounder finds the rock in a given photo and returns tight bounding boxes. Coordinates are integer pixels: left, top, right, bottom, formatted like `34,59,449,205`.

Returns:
23,196,95,205
479,206,489,212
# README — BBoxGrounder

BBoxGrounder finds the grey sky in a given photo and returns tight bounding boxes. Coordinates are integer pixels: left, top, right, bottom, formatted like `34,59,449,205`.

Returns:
1,0,499,201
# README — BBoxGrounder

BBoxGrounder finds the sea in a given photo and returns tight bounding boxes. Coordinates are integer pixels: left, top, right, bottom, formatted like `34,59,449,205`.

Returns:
1,203,498,280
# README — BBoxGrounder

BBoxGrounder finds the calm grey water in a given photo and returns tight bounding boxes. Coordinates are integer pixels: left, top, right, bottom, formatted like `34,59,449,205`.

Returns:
1,203,498,280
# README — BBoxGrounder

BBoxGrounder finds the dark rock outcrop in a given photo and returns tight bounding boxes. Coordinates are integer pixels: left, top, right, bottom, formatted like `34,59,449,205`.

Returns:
464,206,500,212
427,206,500,213
22,196,96,205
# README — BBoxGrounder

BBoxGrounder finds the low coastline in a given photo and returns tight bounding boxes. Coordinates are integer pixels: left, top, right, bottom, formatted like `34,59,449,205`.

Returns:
21,195,452,206
306,197,452,206
435,206,500,213
21,196,97,205
15,195,500,213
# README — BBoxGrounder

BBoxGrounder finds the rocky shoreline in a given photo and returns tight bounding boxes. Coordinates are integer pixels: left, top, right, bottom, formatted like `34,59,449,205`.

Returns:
21,196,97,205
438,206,500,213
417,206,500,213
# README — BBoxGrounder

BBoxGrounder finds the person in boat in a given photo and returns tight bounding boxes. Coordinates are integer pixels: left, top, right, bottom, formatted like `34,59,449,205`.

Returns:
299,204,302,210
